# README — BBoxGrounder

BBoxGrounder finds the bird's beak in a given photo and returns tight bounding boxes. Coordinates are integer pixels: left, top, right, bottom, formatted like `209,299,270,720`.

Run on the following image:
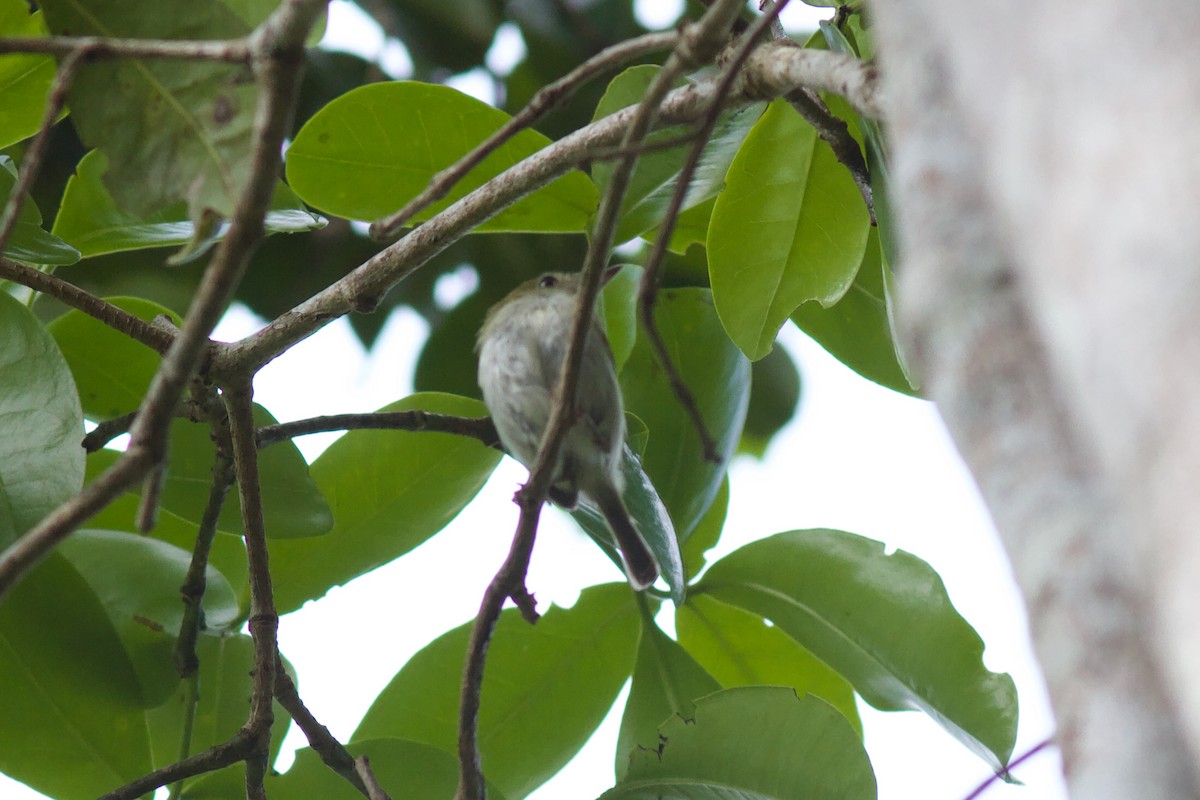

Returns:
603,265,623,285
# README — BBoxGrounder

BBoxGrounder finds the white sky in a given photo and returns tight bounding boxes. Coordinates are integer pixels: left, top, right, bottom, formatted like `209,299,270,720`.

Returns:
2,3,1069,799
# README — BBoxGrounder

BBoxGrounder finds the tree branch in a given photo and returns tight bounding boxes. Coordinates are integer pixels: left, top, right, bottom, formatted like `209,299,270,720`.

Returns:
96,730,257,800
256,411,499,449
0,35,249,62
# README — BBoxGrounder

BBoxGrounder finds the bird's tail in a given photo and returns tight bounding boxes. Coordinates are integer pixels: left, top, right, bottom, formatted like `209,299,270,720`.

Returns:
591,482,658,591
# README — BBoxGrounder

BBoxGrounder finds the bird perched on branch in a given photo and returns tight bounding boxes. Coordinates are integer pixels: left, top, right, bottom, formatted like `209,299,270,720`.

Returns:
476,268,658,590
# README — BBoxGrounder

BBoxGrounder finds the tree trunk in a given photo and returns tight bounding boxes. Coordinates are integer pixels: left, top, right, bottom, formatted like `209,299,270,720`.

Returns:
870,1,1200,796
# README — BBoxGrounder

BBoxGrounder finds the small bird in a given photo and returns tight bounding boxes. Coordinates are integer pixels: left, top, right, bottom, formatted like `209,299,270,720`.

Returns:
476,268,658,590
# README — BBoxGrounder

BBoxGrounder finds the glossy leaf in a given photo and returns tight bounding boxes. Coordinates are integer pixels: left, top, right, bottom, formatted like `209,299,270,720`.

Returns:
792,229,916,394
739,343,802,457
0,554,150,799
616,612,720,780
48,295,181,420
272,738,506,800
591,66,763,244
0,0,56,149
708,99,870,361
52,150,325,258
601,263,641,372
0,291,84,541
40,0,258,218
570,444,685,604
355,584,640,800
286,82,598,232
269,393,501,614
0,156,80,265
156,406,332,541
602,687,875,799
84,447,250,611
619,287,749,539
676,594,861,734
57,530,239,706
679,476,727,580
700,529,1018,772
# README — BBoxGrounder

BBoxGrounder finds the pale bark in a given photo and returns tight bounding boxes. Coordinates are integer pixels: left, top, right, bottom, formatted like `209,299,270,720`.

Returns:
871,1,1200,796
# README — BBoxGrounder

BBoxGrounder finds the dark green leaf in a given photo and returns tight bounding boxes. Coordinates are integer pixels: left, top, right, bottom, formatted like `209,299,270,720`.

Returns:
708,99,870,361
0,156,80,265
700,529,1018,771
0,291,84,542
272,738,507,800
592,65,763,244
0,554,150,799
619,287,749,539
51,150,325,258
48,295,180,419
602,687,875,799
739,344,802,457
570,444,685,604
0,0,57,149
269,393,501,614
373,0,500,74
286,82,598,232
355,583,641,800
616,611,720,780
676,594,860,734
57,529,239,706
40,0,258,218
792,229,917,394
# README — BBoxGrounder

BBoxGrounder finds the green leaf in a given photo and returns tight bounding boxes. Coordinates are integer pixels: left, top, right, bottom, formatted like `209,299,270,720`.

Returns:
645,197,714,255
676,594,861,735
739,344,803,457
0,291,84,542
48,295,180,420
591,65,763,244
145,634,291,779
0,0,57,149
84,447,251,612
619,287,749,539
699,529,1018,772
57,529,239,706
708,99,870,361
0,156,81,265
679,476,727,581
355,583,641,800
0,554,150,799
792,229,917,394
602,687,875,799
601,264,641,372
51,150,325,258
570,444,685,604
155,405,332,541
40,0,258,218
272,738,507,800
269,393,501,614
616,611,720,780
286,82,598,232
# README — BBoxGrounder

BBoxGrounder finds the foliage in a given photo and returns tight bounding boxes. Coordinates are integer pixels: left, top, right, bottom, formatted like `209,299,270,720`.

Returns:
0,2,1010,799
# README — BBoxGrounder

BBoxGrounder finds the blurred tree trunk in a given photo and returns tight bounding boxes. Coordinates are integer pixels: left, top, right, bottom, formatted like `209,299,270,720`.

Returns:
870,1,1200,797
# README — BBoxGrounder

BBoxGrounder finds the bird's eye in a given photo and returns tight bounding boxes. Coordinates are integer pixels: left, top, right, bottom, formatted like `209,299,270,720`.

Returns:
537,274,558,289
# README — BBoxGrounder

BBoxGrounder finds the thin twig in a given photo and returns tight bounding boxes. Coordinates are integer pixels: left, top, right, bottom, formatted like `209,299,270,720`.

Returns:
256,412,499,449
369,30,681,240
275,654,379,799
0,46,88,254
0,258,176,354
0,35,250,62
224,382,278,800
784,87,874,222
96,730,257,800
355,757,392,800
82,411,138,452
961,738,1055,800
136,461,167,532
637,0,792,464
